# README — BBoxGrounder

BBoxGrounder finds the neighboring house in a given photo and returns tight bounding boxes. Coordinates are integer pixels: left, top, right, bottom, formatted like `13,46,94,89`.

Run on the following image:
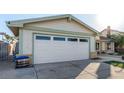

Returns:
100,27,124,36
96,26,124,54
7,14,98,64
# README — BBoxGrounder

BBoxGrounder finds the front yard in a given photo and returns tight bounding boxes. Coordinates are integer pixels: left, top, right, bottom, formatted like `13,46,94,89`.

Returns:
104,61,124,68
0,54,124,79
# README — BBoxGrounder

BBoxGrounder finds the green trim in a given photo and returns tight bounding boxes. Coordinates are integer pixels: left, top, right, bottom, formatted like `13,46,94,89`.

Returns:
87,37,91,59
24,26,94,36
33,33,89,38
89,37,91,58
7,23,23,27
7,14,98,36
7,14,69,26
19,28,23,54
94,37,96,53
33,33,90,39
72,17,98,34
32,33,34,64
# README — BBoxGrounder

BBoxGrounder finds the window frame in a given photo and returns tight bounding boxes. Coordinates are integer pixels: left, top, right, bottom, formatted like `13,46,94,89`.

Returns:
53,37,66,41
67,38,78,42
79,38,88,42
36,35,51,40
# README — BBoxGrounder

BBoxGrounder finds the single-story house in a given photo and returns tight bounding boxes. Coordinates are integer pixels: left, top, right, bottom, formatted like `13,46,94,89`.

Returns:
6,14,98,64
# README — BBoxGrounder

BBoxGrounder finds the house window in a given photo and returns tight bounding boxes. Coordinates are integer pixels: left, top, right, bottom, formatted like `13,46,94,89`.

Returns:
53,37,65,41
68,38,78,42
79,39,88,42
107,43,111,50
96,42,99,50
36,36,51,40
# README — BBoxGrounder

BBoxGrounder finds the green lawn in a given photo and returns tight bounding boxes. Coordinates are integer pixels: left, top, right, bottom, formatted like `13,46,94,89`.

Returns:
104,61,124,68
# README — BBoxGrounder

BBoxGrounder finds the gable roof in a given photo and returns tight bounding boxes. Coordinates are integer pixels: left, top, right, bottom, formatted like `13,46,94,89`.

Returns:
101,26,124,34
101,28,124,36
6,14,98,36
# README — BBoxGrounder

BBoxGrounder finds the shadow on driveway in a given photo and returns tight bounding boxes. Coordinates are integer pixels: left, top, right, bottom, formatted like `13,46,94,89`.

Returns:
96,63,111,79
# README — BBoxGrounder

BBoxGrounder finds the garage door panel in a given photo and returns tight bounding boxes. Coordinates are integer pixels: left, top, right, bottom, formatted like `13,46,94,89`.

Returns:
34,34,89,64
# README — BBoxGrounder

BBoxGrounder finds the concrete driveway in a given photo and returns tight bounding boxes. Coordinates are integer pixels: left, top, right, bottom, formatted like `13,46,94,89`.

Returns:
0,62,36,79
0,60,91,79
34,60,90,79
0,55,124,79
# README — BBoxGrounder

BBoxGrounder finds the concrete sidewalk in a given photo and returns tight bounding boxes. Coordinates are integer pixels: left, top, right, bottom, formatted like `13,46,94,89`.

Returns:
99,54,124,62
76,55,124,79
76,62,124,79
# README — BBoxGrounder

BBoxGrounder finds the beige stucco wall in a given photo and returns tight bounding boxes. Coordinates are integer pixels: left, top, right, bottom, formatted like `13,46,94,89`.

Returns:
24,18,94,35
90,37,96,52
20,29,96,55
101,42,106,51
101,30,108,37
18,19,96,58
101,29,122,37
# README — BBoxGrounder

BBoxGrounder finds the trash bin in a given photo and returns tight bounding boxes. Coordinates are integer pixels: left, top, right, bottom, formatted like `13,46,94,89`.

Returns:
15,55,32,68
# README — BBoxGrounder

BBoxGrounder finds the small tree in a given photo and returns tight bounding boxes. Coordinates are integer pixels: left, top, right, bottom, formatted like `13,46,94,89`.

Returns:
111,34,124,48
111,34,124,54
118,35,124,48
3,34,17,44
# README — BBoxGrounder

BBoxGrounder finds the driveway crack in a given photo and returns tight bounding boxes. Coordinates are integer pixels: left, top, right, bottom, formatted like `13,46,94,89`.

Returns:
33,65,38,79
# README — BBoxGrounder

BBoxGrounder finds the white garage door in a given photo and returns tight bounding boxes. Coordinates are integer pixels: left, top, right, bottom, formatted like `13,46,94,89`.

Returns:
33,34,89,64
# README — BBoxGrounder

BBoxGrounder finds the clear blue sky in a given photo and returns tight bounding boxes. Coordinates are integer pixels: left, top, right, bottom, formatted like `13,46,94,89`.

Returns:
0,14,123,40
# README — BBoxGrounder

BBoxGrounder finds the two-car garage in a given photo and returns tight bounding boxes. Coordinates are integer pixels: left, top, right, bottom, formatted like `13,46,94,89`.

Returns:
34,34,89,64
7,14,97,65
